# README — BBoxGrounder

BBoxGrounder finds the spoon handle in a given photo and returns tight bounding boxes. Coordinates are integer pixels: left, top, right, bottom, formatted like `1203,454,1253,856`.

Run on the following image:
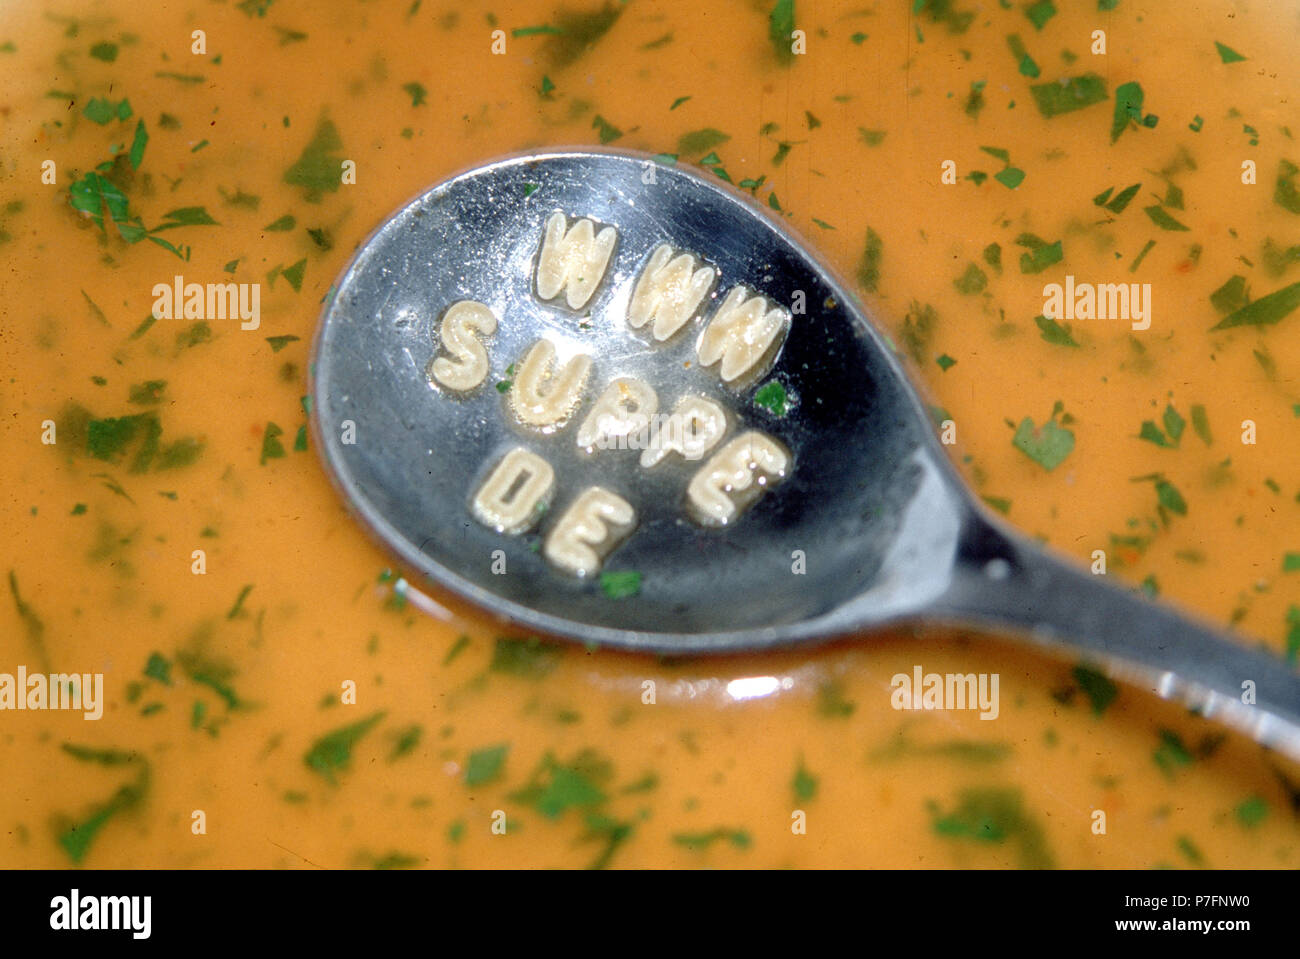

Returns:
931,519,1300,762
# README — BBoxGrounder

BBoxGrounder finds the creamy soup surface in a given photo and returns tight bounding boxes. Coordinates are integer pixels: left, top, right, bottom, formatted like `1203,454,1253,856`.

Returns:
1,0,1299,868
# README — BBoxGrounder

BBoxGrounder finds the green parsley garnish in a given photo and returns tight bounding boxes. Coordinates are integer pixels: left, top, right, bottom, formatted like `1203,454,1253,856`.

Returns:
1214,41,1247,63
304,712,387,784
1012,402,1074,470
1211,279,1300,329
858,227,882,292
1016,233,1063,273
265,334,300,352
490,636,562,678
259,422,286,464
599,570,642,599
283,114,346,201
1029,74,1107,118
465,744,509,786
677,128,730,157
1034,314,1079,346
402,81,426,107
953,262,987,294
591,114,622,143
753,379,789,415
768,0,796,64
1143,204,1189,231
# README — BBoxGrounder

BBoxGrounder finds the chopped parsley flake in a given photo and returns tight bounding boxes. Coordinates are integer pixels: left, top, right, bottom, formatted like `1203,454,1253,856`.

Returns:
402,82,427,107
752,379,789,415
304,712,386,784
1012,403,1074,470
858,227,882,293
1034,314,1079,346
1030,73,1107,118
953,262,987,294
283,114,345,201
1214,41,1247,63
591,114,623,143
1211,279,1300,329
672,828,751,851
265,335,300,352
768,0,796,64
1016,233,1063,273
490,636,562,678
259,422,286,464
465,744,509,786
677,128,730,157
1274,159,1300,214
599,570,642,599
1072,665,1118,715
1143,204,1189,231
1023,0,1056,30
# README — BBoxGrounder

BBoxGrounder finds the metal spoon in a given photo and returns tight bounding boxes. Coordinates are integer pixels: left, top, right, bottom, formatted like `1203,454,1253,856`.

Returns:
309,148,1300,760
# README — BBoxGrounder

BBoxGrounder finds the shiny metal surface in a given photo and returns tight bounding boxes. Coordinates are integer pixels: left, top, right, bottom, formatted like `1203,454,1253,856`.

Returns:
311,148,1300,760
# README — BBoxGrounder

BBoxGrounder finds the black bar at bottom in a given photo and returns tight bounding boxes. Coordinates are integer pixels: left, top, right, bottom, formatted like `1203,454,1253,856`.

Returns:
0,868,1287,946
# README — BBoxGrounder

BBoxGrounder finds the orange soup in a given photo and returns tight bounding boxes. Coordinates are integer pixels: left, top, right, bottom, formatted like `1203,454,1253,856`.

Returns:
1,0,1298,868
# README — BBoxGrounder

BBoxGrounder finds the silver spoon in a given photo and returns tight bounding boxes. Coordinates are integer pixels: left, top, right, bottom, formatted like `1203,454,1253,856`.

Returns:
309,149,1300,761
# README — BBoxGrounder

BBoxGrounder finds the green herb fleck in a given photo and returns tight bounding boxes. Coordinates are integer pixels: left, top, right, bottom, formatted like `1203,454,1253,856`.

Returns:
226,584,254,620
1274,159,1300,214
1214,41,1246,64
402,82,427,107
753,379,789,416
283,114,345,201
465,744,509,786
857,227,882,293
1023,0,1056,30
143,652,172,686
816,679,856,718
266,334,300,352
1016,233,1063,273
792,755,818,802
259,422,286,464
304,712,386,784
490,637,562,678
1072,665,1117,715
954,262,987,294
672,828,751,851
443,634,471,665
677,128,730,158
127,380,167,405
1034,314,1079,347
1143,204,1189,231
768,0,796,64
591,114,623,144
928,787,1054,867
1030,74,1107,118
1211,279,1300,329
599,570,641,599
1012,404,1074,471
